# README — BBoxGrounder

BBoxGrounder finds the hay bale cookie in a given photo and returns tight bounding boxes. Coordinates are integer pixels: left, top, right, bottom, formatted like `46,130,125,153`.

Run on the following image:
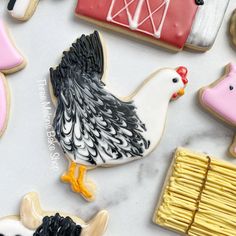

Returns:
0,192,108,236
75,0,229,51
199,63,236,157
7,0,40,21
153,148,236,236
49,30,188,201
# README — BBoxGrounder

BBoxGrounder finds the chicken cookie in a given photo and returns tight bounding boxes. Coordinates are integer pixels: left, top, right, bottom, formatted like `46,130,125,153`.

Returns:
0,19,26,74
7,0,39,21
199,63,236,157
75,0,229,51
49,31,188,201
0,192,109,236
153,148,236,236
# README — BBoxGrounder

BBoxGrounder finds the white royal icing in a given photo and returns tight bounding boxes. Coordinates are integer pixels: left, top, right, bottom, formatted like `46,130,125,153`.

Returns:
134,69,184,156
187,0,229,48
8,0,31,18
72,68,184,166
107,0,170,39
0,218,34,236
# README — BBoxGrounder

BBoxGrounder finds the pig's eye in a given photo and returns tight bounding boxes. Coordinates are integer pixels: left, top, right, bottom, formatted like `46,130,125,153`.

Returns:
229,85,234,91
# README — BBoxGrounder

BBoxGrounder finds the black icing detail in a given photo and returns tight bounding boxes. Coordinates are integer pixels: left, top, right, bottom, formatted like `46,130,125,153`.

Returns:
7,0,16,10
50,31,149,166
172,78,178,83
195,0,204,5
34,213,82,236
230,85,234,90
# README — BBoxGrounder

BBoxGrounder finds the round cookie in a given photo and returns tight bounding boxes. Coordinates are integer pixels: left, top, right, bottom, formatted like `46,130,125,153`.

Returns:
7,0,40,22
0,192,109,236
199,63,236,157
49,31,188,201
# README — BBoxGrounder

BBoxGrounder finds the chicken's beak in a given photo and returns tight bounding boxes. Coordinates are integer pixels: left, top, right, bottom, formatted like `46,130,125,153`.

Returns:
177,88,185,96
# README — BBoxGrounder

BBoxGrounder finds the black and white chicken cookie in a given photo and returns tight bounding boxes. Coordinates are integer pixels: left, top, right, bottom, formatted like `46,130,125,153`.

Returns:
0,192,108,236
7,0,39,21
49,31,188,201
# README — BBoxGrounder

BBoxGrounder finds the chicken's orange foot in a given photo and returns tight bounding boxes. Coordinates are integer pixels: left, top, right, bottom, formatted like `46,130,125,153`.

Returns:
60,162,95,201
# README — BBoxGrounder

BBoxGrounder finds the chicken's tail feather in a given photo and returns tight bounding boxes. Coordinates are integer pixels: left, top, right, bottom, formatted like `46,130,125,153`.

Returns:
50,31,104,97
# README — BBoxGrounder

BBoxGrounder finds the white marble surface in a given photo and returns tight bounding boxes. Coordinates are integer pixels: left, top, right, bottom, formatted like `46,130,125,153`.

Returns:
1,1,236,235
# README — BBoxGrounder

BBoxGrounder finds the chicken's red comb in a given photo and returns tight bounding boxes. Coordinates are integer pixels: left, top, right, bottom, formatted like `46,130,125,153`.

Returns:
177,66,188,85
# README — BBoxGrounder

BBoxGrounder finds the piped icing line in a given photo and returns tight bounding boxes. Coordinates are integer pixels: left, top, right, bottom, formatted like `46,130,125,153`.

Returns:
0,73,9,137
0,20,25,73
75,0,200,49
153,148,236,236
107,0,170,39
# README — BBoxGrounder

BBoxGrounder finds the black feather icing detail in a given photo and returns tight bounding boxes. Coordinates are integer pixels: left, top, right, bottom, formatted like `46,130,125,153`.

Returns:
50,31,149,166
33,213,82,236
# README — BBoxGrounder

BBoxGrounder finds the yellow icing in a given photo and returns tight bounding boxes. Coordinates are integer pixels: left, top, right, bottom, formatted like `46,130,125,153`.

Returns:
61,162,93,200
154,148,236,236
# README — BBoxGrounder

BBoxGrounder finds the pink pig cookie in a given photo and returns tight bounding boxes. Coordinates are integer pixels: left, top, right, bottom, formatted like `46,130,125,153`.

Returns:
199,63,236,157
0,20,26,74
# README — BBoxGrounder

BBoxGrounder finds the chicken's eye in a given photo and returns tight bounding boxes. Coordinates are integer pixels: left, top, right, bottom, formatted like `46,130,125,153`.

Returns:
229,85,234,91
172,78,178,83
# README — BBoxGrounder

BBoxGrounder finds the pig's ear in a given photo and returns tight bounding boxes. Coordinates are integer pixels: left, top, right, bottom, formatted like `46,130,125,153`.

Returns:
20,192,43,230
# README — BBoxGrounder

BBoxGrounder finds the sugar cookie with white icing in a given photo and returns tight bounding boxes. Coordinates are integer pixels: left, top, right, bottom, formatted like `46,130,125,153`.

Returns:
199,63,236,157
0,20,26,74
49,31,188,201
7,0,39,21
75,0,229,51
0,192,109,236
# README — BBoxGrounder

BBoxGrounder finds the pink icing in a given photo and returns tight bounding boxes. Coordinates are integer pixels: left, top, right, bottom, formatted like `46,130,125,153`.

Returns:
0,74,7,133
201,63,236,126
0,20,23,71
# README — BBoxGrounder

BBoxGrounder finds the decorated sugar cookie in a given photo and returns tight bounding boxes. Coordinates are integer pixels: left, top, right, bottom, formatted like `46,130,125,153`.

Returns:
154,148,236,236
0,20,26,74
49,31,188,201
7,0,39,21
0,73,10,137
0,192,109,236
199,63,236,157
75,0,229,51
230,10,236,46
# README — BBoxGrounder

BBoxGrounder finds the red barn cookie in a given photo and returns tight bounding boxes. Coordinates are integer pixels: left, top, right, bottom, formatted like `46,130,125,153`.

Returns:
75,0,229,51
